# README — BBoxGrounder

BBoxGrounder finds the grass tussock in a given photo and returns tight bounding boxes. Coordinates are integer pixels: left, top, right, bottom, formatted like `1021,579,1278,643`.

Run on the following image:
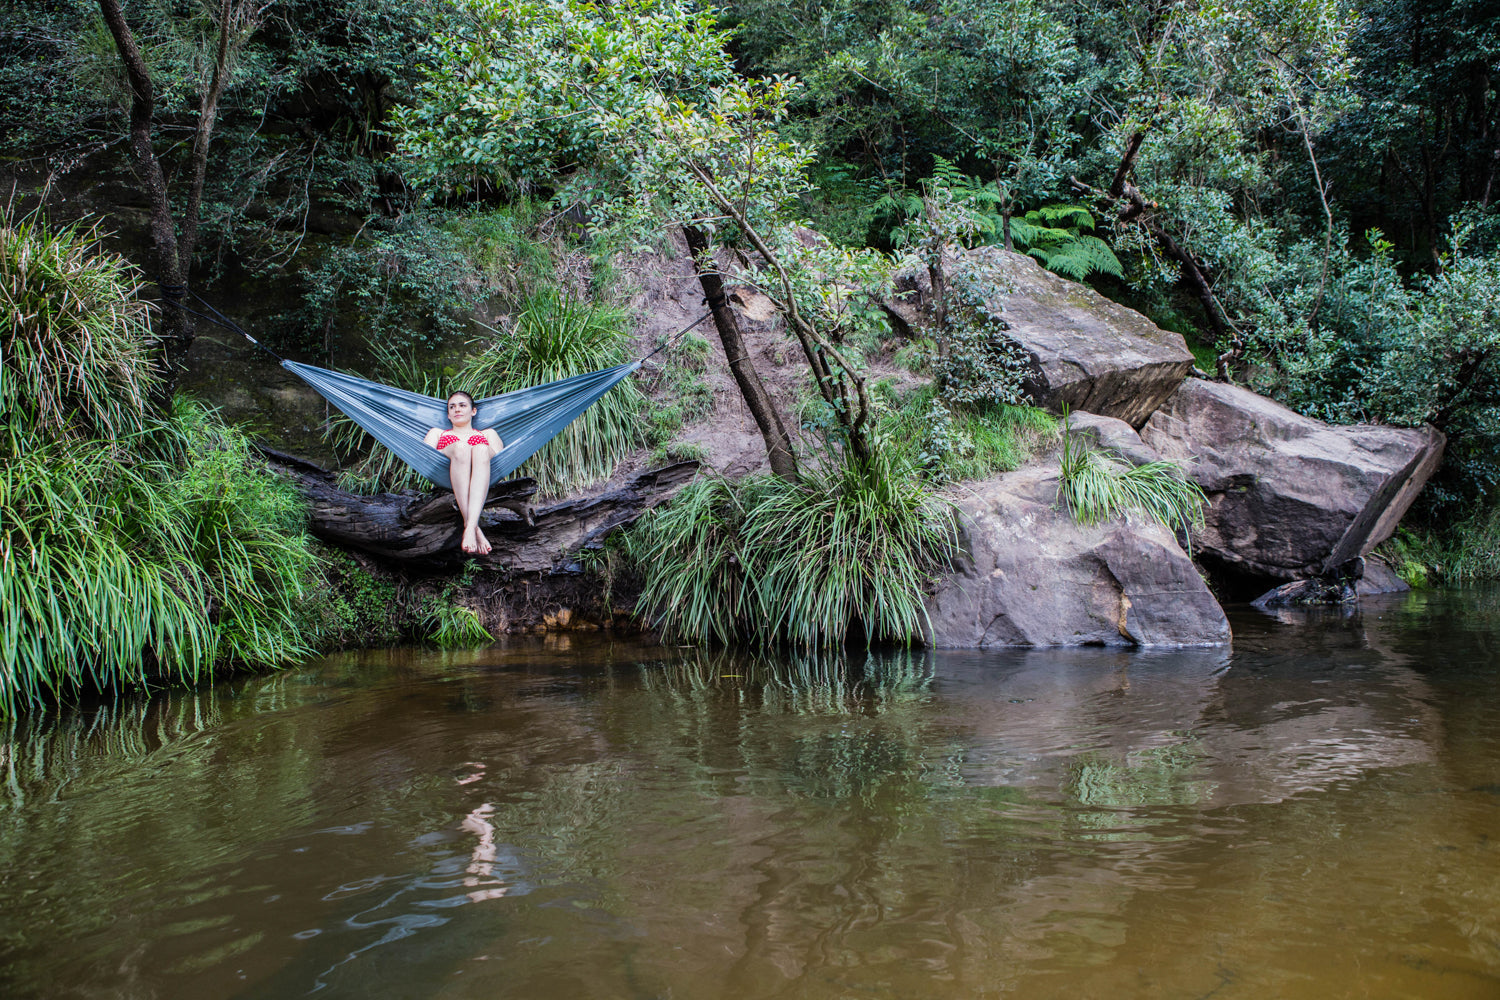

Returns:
625,447,961,648
1,402,319,716
0,214,158,452
1057,419,1207,548
422,600,494,648
461,287,644,496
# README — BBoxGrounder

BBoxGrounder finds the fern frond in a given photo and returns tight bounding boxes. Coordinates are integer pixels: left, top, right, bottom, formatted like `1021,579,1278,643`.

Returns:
1028,204,1096,230
1077,234,1123,278
1035,248,1093,280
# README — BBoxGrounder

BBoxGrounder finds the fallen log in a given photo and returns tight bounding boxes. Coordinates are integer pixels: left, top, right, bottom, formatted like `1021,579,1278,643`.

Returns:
259,448,700,571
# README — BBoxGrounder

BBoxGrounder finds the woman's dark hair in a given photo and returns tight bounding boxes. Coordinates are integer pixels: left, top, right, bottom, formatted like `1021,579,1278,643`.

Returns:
447,390,477,411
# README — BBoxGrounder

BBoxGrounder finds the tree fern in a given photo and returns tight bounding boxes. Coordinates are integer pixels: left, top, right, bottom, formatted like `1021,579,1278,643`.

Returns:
1011,206,1123,280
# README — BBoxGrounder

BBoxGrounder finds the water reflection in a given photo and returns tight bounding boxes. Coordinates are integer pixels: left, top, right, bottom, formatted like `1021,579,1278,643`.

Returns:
0,593,1497,999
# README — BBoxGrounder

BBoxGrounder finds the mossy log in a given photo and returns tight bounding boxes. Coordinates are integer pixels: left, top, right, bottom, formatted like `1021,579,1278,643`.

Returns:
259,448,699,571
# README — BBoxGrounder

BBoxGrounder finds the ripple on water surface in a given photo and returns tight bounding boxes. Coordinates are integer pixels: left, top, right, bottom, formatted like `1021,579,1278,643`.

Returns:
1,591,1499,999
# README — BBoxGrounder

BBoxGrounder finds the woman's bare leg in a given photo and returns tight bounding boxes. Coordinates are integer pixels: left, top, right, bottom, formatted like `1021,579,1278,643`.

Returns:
466,444,494,555
447,443,477,552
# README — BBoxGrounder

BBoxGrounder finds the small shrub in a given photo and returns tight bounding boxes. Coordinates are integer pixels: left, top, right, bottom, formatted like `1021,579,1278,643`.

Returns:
301,547,409,648
879,384,1057,482
298,220,479,353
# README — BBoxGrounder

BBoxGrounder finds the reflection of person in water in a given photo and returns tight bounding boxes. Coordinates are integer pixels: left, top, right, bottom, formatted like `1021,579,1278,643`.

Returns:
460,803,510,902
456,762,509,902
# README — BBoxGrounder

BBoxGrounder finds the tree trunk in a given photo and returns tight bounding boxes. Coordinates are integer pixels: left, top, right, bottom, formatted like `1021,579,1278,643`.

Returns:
260,448,700,569
681,224,798,478
98,0,193,403
98,0,248,401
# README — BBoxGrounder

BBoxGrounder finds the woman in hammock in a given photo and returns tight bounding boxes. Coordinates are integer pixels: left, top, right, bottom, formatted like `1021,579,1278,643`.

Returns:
423,392,504,555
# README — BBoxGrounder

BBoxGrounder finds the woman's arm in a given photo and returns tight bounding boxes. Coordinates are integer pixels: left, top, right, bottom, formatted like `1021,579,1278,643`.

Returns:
423,427,442,447
485,428,504,450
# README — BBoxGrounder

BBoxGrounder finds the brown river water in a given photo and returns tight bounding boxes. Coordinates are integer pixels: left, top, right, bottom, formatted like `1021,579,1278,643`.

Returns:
1,590,1498,999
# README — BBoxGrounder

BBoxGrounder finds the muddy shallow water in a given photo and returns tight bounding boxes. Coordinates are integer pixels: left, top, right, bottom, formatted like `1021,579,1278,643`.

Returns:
2,591,1497,999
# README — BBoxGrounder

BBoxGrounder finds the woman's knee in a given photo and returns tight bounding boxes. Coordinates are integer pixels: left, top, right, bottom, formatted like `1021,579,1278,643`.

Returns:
469,443,493,463
446,441,473,462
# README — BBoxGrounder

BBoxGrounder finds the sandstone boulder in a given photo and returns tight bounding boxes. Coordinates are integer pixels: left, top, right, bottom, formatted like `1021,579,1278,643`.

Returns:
892,248,1195,426
926,467,1230,648
1064,410,1163,468
1141,379,1445,583
1356,559,1410,596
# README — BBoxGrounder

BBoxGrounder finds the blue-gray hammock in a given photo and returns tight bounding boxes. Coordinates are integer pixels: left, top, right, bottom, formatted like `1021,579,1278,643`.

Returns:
160,288,709,490
281,359,639,488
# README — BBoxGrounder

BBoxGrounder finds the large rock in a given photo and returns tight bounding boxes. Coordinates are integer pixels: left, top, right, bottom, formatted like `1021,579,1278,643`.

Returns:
926,467,1230,648
1141,379,1445,583
892,248,1195,427
1064,410,1163,468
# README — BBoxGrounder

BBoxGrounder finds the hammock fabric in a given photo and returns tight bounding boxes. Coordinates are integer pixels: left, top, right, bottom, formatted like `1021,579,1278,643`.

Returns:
283,359,640,488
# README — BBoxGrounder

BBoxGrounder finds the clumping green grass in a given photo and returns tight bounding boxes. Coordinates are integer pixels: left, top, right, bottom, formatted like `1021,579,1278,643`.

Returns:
1,402,320,717
422,600,494,648
0,215,329,717
0,213,158,452
1057,418,1207,548
625,445,961,648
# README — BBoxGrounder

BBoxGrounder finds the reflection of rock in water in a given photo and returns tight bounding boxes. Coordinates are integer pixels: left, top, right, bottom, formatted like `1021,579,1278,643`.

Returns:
933,632,1440,810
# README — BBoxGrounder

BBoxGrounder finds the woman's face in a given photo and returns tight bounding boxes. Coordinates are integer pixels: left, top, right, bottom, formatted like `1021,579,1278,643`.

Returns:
447,394,475,423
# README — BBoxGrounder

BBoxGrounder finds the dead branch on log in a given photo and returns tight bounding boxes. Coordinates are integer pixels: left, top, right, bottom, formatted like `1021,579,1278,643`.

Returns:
257,447,700,571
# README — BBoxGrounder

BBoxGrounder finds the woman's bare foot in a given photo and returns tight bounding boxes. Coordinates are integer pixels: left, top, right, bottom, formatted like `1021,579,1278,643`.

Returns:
461,525,478,553
475,528,492,556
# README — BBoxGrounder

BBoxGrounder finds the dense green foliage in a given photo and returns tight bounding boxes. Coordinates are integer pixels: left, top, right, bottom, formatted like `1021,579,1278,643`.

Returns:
1,0,455,269
879,383,1058,482
0,401,321,717
0,218,324,716
7,0,1500,580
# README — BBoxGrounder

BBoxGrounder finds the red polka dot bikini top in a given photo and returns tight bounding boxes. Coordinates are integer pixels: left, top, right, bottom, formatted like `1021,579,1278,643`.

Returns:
436,433,490,450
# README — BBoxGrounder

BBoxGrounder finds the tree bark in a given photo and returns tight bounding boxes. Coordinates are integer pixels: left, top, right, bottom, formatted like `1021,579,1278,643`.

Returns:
681,224,798,478
260,448,700,570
